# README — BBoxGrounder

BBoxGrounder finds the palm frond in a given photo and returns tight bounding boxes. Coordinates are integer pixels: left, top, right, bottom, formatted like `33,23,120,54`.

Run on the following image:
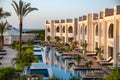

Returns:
24,7,38,17
19,0,23,16
12,0,38,20
0,7,11,19
12,1,19,14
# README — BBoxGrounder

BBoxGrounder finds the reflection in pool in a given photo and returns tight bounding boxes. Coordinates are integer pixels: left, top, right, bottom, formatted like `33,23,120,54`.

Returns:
27,45,108,80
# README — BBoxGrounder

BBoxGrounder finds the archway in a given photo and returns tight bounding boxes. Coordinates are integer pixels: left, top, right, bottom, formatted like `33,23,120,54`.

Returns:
80,26,83,34
96,25,98,36
47,27,50,32
68,26,73,33
56,26,60,32
85,26,87,35
62,26,65,33
108,23,114,38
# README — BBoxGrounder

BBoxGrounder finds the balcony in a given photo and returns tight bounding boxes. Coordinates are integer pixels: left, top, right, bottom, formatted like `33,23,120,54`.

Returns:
104,8,114,17
54,20,59,23
61,19,65,23
93,14,98,20
83,15,87,21
66,19,73,23
46,21,50,24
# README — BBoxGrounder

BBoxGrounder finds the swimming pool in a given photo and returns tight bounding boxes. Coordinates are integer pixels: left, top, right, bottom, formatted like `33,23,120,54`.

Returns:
28,46,75,79
29,63,73,80
29,45,108,80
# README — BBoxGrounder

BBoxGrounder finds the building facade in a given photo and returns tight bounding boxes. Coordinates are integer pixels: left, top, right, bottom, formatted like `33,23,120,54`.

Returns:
45,5,120,66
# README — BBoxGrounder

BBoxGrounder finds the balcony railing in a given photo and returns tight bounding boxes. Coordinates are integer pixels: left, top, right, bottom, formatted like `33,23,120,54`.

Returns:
46,21,50,24
66,19,73,23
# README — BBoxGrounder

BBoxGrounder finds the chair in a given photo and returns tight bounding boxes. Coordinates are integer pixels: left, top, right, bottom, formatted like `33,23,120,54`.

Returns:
0,55,3,59
0,50,7,55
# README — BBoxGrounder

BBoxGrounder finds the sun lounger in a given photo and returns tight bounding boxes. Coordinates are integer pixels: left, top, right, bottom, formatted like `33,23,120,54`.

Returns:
86,52,97,56
97,56,112,62
99,59,113,65
0,50,7,55
0,55,3,59
0,50,6,52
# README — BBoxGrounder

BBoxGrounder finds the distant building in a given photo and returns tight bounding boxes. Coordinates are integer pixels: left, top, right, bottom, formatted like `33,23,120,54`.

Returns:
45,18,78,43
3,22,36,45
45,5,120,66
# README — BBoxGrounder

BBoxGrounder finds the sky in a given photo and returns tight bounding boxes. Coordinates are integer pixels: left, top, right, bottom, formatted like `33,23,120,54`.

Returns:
0,0,120,29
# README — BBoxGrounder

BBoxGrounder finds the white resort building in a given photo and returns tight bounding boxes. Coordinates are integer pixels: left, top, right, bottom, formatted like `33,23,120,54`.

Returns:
45,5,120,66
3,22,36,45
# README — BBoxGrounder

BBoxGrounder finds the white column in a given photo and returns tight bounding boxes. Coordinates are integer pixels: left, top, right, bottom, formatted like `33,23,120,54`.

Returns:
65,25,68,43
113,19,119,66
103,21,108,59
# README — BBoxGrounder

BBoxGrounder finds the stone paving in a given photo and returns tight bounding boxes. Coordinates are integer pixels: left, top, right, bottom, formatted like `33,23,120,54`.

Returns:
0,46,18,67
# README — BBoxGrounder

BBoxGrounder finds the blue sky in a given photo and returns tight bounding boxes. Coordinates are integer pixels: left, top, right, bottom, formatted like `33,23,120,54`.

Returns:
0,0,120,29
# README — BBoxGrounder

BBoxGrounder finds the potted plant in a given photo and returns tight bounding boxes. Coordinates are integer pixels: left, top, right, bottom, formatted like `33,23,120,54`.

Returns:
81,41,88,54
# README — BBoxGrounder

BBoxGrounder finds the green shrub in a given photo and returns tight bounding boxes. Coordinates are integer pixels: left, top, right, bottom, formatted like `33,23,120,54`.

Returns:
0,67,15,80
15,63,24,72
33,56,39,63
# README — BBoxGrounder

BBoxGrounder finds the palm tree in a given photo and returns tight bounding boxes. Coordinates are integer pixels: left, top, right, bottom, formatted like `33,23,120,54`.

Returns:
0,21,7,51
85,60,93,68
55,36,61,43
0,7,11,19
72,41,78,48
81,41,88,52
95,47,103,61
88,60,93,68
0,7,10,51
11,0,38,54
69,37,74,44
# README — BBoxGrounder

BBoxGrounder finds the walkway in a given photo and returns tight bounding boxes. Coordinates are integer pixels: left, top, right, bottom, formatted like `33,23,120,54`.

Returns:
0,46,18,67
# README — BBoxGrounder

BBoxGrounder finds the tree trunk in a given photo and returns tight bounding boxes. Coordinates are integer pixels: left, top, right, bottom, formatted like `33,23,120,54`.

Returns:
0,36,4,51
19,21,22,54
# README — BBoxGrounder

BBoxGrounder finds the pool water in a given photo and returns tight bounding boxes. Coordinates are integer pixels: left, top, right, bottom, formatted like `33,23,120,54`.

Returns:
52,65,73,80
29,45,108,80
29,63,73,80
29,45,74,79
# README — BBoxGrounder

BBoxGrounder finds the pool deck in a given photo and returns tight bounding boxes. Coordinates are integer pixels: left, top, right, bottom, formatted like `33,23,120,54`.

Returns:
0,46,18,67
63,51,110,72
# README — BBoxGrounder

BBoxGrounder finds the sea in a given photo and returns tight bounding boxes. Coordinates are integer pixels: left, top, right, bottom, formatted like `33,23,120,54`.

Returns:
16,28,44,32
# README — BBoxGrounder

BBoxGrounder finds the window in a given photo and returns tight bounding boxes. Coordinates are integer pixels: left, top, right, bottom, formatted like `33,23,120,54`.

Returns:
108,46,113,58
47,27,50,32
96,42,98,48
108,23,114,38
85,26,87,35
63,26,65,33
81,26,83,34
56,26,60,32
96,25,98,36
68,26,73,33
